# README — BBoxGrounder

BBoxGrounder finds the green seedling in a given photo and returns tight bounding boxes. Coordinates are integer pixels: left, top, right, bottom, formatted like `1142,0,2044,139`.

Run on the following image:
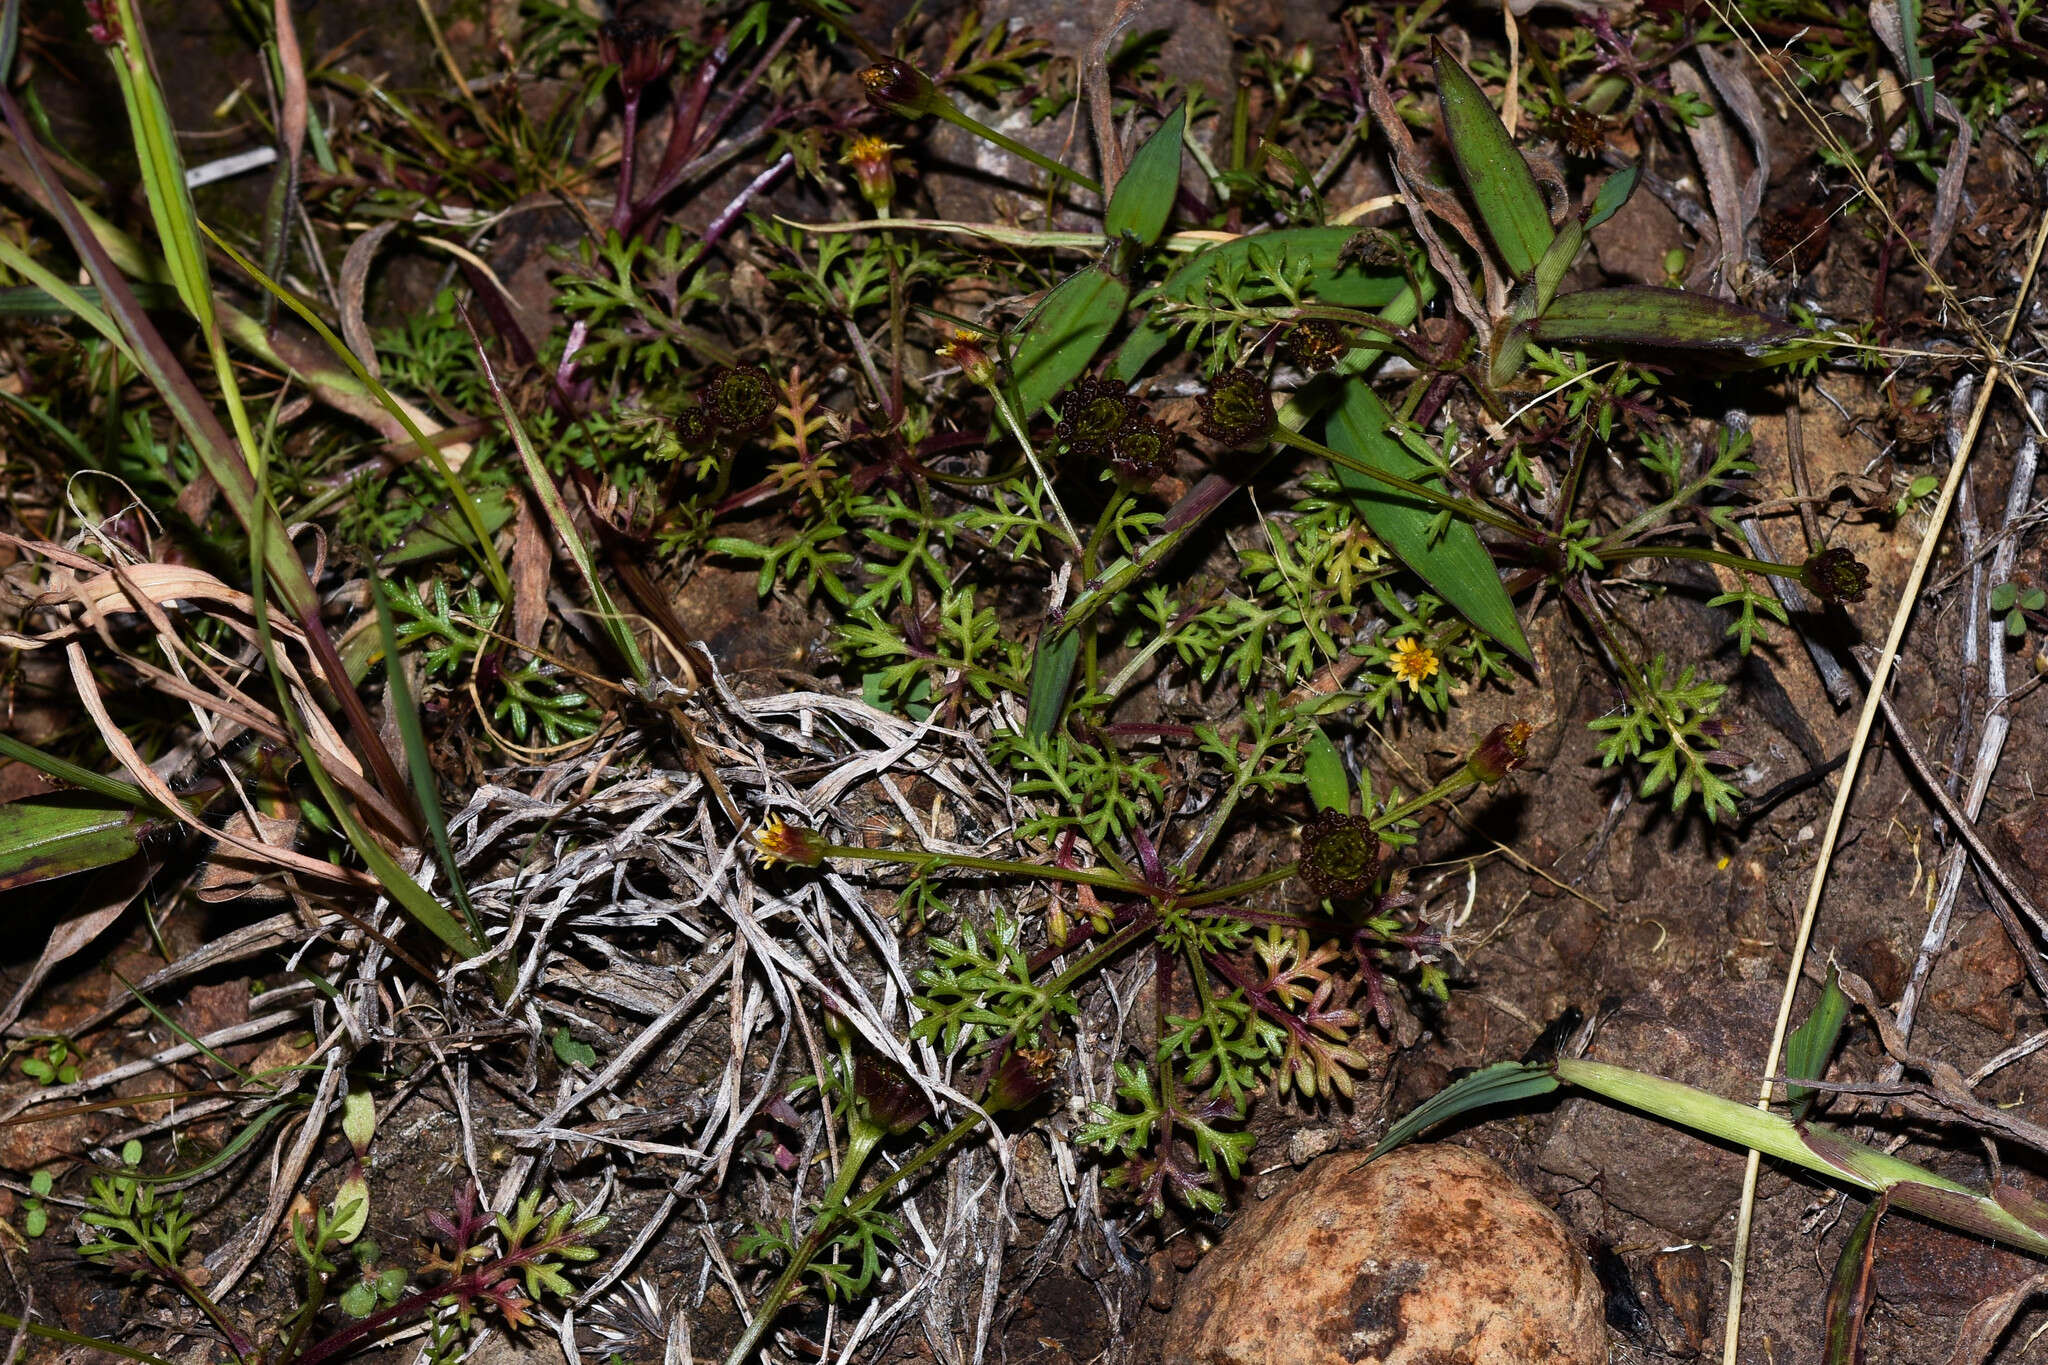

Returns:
1991,580,2046,637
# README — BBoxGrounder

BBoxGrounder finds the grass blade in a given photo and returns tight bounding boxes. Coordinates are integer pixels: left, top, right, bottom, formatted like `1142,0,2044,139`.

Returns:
1325,378,1532,660
1370,1060,1560,1158
1434,38,1553,278
1823,1195,1885,1365
0,732,156,809
1785,962,1849,1120
372,582,482,944
202,225,511,600
1104,106,1186,250
461,308,652,690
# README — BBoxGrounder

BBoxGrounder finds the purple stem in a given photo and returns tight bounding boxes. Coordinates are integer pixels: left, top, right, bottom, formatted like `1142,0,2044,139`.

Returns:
702,152,794,249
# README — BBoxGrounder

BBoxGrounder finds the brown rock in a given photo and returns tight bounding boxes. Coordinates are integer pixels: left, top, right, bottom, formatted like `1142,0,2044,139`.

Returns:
1872,1203,2038,1312
1538,976,1782,1238
1592,186,1683,286
1927,911,2022,1035
1159,1145,1605,1364
1996,798,2048,882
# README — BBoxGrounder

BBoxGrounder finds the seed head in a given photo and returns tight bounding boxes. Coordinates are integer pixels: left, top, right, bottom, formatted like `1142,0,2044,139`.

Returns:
1299,809,1382,902
1546,104,1609,159
859,59,937,119
1196,368,1276,448
700,365,778,435
1281,320,1351,375
1800,547,1871,605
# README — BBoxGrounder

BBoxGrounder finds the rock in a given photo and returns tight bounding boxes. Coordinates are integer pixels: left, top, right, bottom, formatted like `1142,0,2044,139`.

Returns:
1592,185,1683,286
1872,1201,2039,1312
1160,1144,1605,1364
1927,911,2022,1036
1997,797,2048,882
1538,976,1781,1239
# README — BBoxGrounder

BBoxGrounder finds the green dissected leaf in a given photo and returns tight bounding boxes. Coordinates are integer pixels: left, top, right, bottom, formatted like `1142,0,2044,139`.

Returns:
1326,379,1532,660
0,795,163,892
1024,624,1081,739
384,488,520,566
1823,1195,1886,1365
1162,227,1414,310
1434,39,1553,278
1370,1060,1560,1159
1111,227,1414,381
1104,106,1185,250
1008,266,1129,417
1533,286,1799,353
1301,724,1350,814
1785,963,1849,1120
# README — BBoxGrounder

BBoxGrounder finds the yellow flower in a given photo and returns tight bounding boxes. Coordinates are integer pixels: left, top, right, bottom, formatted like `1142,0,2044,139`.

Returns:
839,133,900,167
1389,637,1439,692
751,817,828,868
839,134,901,209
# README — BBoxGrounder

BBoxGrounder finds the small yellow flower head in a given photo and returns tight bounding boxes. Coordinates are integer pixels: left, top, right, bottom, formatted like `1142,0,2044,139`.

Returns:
938,331,998,388
1389,637,1439,692
839,134,901,210
751,817,828,868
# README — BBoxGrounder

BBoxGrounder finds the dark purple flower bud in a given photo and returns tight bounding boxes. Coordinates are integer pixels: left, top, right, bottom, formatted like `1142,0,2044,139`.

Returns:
1196,368,1277,448
978,1041,1057,1113
1465,721,1534,785
598,18,674,104
700,365,778,435
859,59,937,119
1298,809,1382,902
1799,547,1870,604
854,1053,933,1135
672,405,715,449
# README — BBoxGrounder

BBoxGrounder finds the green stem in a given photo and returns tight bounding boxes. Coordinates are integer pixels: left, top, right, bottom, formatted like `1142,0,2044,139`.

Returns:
928,101,1103,197
1601,544,1804,580
0,1315,175,1365
819,844,1146,894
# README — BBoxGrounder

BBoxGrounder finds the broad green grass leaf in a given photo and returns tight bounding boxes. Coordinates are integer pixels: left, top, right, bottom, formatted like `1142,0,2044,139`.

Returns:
1104,106,1185,249
1024,625,1082,739
1009,267,1129,417
0,795,160,892
1326,379,1532,660
1434,39,1553,278
1823,1195,1885,1365
1785,962,1849,1119
1301,725,1350,813
1534,286,1798,352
